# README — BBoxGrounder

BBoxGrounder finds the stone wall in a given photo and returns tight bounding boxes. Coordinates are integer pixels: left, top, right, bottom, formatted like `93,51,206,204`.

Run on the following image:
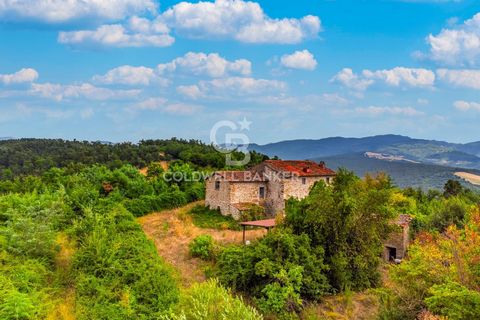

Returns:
283,176,328,200
205,178,231,216
263,166,285,216
205,177,266,219
383,224,410,261
229,182,267,204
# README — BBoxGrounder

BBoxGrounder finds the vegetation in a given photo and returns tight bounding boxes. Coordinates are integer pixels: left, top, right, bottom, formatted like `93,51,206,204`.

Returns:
189,235,215,260
0,169,180,319
213,172,480,319
0,138,268,178
215,170,397,318
187,205,240,230
0,139,271,319
378,206,480,319
165,279,263,320
1,138,480,319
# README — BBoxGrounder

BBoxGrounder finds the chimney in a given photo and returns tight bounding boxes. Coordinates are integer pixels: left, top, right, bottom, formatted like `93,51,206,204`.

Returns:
318,161,325,169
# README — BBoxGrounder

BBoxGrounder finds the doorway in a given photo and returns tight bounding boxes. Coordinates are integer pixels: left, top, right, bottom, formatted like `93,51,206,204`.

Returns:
386,246,397,261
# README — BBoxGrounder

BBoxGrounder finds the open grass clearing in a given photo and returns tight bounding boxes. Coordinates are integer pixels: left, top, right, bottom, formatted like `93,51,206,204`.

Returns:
138,201,266,286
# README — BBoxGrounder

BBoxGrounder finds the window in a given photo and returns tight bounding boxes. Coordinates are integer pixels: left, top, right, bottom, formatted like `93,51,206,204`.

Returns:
259,186,265,199
326,177,331,184
302,177,306,185
215,181,220,190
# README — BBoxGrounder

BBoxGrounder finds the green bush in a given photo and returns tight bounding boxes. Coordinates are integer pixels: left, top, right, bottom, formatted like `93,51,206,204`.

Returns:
216,230,330,317
425,282,480,320
239,203,266,222
189,235,215,260
74,206,179,319
165,279,263,320
255,266,304,316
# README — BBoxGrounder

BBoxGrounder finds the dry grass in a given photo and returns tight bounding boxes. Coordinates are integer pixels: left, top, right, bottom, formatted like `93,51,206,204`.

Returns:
138,201,267,287
455,172,480,186
47,233,77,320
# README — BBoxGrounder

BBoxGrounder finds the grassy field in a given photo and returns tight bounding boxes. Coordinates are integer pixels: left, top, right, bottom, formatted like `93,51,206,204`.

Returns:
455,172,480,185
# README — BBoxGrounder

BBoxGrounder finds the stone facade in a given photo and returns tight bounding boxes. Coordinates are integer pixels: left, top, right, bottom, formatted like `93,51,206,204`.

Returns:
383,214,412,261
205,160,336,218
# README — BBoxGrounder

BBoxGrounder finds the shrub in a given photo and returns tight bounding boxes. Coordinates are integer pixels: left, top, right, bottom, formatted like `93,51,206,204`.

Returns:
166,279,263,320
425,282,480,320
255,266,304,316
189,235,215,260
216,230,330,317
240,203,266,222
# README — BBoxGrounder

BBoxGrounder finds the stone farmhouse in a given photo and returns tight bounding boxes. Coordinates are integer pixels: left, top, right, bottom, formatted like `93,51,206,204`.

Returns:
205,160,336,219
205,159,412,261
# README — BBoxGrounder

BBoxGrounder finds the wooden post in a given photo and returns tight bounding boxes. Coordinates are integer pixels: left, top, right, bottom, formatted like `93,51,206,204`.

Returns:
242,225,246,245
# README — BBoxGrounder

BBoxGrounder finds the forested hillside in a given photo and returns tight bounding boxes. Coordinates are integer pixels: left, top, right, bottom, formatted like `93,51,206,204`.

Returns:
0,138,268,178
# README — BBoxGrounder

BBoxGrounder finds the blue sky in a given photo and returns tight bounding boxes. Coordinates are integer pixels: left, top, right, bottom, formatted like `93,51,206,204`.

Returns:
1,0,480,144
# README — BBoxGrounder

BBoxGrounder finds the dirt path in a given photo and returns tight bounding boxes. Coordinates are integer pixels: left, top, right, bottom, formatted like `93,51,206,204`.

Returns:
138,201,267,287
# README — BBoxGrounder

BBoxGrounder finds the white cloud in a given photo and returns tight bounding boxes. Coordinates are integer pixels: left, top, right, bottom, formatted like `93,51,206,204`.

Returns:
363,67,435,87
280,50,317,70
157,52,251,77
58,18,174,48
454,100,480,112
30,82,140,101
92,52,250,88
332,67,435,90
437,68,480,89
198,76,287,96
355,106,425,117
0,68,38,85
133,97,201,115
93,65,167,86
163,103,202,115
0,0,156,23
176,85,203,99
426,13,480,65
161,0,321,44
330,68,374,91
417,98,429,105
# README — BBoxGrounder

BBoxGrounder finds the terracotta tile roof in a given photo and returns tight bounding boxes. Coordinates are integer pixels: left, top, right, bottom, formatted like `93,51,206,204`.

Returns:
210,171,267,182
396,214,412,227
264,160,336,177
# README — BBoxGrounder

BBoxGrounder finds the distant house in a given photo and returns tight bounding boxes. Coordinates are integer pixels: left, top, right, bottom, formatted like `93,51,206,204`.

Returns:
205,160,336,219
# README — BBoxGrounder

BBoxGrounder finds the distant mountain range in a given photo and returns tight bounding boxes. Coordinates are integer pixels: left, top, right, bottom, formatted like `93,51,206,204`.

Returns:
248,135,480,190
249,135,480,169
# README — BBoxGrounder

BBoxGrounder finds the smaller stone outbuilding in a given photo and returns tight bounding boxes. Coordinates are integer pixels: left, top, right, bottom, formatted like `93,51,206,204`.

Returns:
383,214,412,262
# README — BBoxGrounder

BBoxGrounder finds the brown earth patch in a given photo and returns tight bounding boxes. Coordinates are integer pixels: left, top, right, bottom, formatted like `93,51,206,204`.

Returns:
138,201,267,287
455,172,480,186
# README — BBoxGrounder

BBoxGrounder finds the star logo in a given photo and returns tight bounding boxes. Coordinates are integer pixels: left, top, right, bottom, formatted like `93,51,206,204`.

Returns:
238,117,252,131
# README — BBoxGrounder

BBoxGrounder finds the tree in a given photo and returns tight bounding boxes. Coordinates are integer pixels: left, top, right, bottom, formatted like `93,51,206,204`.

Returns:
443,179,463,198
